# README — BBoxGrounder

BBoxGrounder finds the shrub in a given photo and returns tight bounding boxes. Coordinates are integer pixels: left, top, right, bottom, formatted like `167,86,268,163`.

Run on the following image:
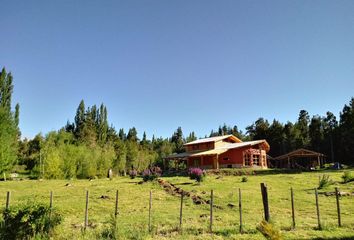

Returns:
142,166,162,182
129,169,137,179
188,168,205,182
341,171,354,183
0,203,62,240
241,176,248,182
318,174,334,189
256,220,282,240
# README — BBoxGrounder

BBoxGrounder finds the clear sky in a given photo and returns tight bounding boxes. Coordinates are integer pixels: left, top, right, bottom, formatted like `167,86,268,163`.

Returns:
1,0,354,139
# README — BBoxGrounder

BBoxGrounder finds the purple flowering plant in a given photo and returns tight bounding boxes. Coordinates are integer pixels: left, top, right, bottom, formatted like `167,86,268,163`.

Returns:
188,167,206,182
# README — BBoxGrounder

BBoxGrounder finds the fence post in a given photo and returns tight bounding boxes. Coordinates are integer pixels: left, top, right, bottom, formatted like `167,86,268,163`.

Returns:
210,190,214,233
335,187,341,227
148,190,152,232
315,188,321,230
291,187,295,229
179,193,183,232
49,191,53,219
84,190,89,231
115,190,119,219
239,188,243,234
5,191,10,210
260,183,270,222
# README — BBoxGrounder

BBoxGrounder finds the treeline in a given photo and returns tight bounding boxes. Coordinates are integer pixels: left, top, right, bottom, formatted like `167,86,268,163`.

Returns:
1,67,354,179
18,100,188,179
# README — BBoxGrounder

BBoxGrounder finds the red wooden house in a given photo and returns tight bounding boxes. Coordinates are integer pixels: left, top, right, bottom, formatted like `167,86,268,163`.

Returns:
166,135,270,169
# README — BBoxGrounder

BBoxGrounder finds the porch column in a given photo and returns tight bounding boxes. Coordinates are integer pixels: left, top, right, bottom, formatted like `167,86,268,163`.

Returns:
317,155,320,168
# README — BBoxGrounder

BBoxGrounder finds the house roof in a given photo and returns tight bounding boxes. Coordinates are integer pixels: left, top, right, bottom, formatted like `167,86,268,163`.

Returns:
274,148,326,161
166,139,270,159
183,134,242,146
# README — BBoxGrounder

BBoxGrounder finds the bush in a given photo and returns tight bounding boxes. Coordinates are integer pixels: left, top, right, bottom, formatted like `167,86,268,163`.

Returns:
0,203,62,240
241,176,248,182
318,174,334,189
188,168,205,182
341,171,354,183
257,220,282,240
129,169,137,179
142,166,162,182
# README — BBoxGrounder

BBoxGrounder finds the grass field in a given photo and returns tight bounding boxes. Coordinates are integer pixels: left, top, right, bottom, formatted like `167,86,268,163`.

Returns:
1,170,354,239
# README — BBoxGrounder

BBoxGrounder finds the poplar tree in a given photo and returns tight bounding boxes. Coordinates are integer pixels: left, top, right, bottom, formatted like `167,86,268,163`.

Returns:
0,68,19,173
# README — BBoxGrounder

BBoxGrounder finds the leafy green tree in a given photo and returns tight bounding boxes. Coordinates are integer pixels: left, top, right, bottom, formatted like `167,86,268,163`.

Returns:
0,68,19,174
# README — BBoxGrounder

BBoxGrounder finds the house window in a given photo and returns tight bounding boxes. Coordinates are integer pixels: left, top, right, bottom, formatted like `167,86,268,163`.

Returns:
244,154,250,166
253,155,260,166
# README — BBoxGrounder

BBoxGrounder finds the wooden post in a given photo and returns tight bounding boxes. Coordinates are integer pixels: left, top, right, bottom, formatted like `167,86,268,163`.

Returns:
148,190,152,232
239,188,243,234
260,183,270,222
49,191,53,219
290,187,295,229
5,191,10,210
210,190,214,233
335,187,341,227
84,190,89,231
50,191,53,209
115,190,119,218
315,188,321,230
179,193,183,231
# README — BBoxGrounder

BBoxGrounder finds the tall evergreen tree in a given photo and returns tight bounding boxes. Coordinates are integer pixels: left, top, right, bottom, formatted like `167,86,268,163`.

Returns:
339,98,354,164
171,127,185,153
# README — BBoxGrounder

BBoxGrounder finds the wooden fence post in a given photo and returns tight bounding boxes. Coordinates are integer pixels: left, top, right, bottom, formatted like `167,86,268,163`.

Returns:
260,183,270,222
335,187,341,227
239,188,243,234
115,190,119,218
210,190,214,233
148,190,152,232
49,191,53,219
84,190,89,231
50,191,53,209
5,191,10,210
179,193,183,231
291,187,295,229
315,188,321,230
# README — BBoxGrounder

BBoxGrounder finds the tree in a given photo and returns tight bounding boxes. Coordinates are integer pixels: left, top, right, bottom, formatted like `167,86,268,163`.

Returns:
171,127,185,153
339,98,354,164
0,68,19,174
309,115,324,152
186,131,197,143
323,111,338,162
294,110,310,148
127,127,138,142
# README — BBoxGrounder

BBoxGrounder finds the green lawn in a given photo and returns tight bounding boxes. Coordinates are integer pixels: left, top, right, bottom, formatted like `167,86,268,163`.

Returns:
0,170,354,239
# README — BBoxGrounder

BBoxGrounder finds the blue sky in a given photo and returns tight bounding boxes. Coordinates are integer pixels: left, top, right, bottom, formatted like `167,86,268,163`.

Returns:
1,0,354,139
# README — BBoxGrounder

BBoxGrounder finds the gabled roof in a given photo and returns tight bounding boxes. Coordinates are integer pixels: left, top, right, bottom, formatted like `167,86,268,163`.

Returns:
166,139,270,159
274,148,326,161
184,134,242,146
